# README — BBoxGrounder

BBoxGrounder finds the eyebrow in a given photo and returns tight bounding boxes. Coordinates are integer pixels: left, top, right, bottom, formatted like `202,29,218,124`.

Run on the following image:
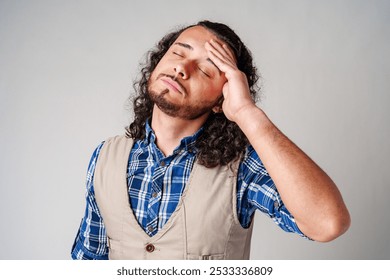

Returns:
174,42,221,75
174,42,193,50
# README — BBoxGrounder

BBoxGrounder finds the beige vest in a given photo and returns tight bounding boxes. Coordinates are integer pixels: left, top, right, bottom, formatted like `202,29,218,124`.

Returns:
94,135,254,260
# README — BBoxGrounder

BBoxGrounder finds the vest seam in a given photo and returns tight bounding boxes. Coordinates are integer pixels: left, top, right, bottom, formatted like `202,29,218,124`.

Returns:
182,201,188,259
230,160,242,227
224,214,235,260
224,163,240,259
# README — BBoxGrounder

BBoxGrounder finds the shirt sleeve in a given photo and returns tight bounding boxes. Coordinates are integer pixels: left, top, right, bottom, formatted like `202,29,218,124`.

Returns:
237,145,307,238
71,142,109,260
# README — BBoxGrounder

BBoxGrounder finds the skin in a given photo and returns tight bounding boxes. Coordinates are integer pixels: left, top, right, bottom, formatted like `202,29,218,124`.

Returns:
148,26,351,242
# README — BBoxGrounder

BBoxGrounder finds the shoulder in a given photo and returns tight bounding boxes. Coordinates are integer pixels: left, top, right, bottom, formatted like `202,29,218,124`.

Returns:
102,134,130,145
99,135,134,151
88,135,131,164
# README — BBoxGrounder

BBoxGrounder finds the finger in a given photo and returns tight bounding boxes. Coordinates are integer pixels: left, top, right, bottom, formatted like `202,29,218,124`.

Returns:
205,42,227,63
222,43,236,63
205,43,236,70
206,40,234,65
210,39,236,64
206,47,235,73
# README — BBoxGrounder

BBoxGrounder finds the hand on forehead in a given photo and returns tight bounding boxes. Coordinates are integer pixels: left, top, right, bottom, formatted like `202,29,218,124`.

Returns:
174,26,237,65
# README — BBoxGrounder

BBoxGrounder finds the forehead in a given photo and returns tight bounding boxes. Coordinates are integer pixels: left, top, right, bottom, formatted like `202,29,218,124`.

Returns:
173,26,224,50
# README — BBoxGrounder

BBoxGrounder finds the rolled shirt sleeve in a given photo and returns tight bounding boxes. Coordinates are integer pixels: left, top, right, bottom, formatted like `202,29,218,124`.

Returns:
71,142,109,260
237,145,308,238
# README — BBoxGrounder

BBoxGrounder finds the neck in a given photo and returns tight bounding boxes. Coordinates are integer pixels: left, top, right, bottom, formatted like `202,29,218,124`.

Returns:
151,105,209,156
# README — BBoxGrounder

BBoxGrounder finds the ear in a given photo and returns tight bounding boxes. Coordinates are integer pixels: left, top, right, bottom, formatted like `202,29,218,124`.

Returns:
212,105,223,113
212,95,224,113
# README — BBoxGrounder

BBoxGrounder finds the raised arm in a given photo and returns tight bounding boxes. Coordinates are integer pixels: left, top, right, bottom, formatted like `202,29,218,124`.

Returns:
205,40,350,241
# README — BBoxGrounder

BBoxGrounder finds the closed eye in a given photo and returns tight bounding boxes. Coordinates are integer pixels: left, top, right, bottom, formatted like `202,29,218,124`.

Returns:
173,51,184,57
198,67,211,78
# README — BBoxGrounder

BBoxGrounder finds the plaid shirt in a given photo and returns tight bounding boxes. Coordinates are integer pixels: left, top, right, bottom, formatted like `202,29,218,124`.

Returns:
71,122,304,260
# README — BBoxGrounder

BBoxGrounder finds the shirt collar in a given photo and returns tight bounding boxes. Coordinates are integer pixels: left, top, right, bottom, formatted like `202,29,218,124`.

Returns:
144,119,203,153
145,120,156,145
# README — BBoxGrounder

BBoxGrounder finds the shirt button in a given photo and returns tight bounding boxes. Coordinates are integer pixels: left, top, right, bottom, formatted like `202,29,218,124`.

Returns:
152,192,158,198
274,201,280,209
148,225,154,232
160,161,166,166
146,244,155,253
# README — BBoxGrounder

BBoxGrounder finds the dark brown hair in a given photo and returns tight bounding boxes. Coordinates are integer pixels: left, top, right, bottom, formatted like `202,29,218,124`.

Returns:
126,20,260,167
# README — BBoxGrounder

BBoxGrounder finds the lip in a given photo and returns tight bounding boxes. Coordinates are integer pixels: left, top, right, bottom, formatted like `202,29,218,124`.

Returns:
161,78,185,95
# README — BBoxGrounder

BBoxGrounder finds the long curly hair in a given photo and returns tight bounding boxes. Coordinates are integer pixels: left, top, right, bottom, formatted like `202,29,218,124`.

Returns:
126,20,260,168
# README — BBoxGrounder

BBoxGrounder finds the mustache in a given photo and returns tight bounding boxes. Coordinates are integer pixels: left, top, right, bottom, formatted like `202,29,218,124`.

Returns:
156,73,187,95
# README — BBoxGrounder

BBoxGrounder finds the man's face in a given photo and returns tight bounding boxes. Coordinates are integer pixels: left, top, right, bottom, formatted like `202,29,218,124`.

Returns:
148,26,231,120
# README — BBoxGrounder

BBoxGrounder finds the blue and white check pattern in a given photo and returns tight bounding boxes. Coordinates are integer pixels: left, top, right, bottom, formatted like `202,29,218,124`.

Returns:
71,123,305,260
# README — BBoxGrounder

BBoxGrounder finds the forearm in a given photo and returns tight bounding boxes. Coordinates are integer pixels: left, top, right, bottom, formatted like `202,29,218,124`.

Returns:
235,106,351,241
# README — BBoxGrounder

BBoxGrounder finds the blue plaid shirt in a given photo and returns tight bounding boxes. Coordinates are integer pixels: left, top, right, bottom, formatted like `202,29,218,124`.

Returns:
71,122,304,260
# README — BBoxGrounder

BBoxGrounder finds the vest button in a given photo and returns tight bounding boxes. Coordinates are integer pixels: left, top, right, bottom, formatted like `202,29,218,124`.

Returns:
146,244,155,253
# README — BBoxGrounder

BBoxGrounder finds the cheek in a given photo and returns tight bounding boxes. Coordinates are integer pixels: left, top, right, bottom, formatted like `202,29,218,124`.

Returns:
150,66,161,81
194,82,223,100
210,78,226,95
150,57,168,79
148,69,161,91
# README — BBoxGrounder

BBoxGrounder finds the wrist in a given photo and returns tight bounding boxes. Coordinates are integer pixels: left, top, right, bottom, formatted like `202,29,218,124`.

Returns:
234,105,272,138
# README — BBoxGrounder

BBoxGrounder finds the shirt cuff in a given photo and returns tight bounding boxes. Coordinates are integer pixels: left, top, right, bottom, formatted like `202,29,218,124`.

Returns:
71,241,109,260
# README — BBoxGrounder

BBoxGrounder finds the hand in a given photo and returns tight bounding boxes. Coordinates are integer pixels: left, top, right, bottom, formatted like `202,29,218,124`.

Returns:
205,39,256,122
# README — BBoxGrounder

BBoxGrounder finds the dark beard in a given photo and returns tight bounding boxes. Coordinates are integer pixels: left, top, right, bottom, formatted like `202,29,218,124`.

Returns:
148,88,218,120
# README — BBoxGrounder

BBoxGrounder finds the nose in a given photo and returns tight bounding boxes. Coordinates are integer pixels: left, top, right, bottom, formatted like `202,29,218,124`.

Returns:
174,62,189,79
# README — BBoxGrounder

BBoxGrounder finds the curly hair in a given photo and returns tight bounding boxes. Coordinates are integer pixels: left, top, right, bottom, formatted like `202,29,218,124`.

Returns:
126,20,260,168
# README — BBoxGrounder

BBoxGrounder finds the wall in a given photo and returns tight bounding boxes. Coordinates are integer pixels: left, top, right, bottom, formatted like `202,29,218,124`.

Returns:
0,0,389,259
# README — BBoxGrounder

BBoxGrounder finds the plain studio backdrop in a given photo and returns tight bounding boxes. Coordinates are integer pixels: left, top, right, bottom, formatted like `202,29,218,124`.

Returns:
0,0,389,260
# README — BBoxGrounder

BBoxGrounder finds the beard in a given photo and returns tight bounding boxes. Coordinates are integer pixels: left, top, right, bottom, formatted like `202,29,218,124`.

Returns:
147,84,220,120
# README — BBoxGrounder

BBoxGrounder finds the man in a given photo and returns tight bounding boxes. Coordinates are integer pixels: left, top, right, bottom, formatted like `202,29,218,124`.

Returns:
71,20,350,260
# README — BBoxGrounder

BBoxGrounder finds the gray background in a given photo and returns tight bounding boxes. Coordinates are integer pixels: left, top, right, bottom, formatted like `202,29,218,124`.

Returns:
0,0,389,259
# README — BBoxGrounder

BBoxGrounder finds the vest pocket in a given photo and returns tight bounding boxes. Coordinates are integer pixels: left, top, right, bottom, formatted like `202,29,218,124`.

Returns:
187,253,225,260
